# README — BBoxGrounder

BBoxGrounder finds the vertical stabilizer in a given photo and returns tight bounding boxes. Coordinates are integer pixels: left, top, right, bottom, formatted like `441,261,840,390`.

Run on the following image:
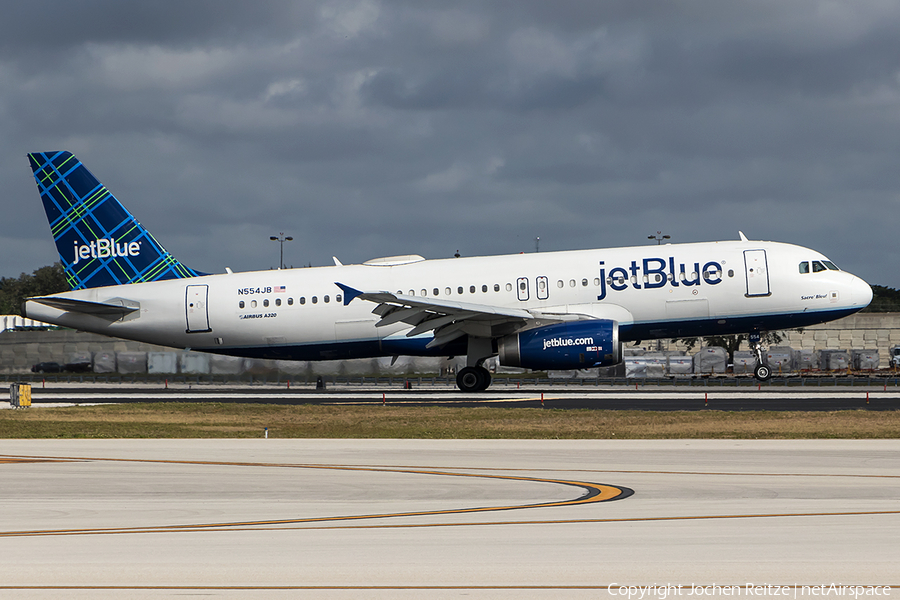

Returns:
28,151,202,290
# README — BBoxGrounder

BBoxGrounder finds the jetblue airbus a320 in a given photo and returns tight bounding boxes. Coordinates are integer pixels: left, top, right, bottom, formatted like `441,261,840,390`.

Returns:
23,151,873,391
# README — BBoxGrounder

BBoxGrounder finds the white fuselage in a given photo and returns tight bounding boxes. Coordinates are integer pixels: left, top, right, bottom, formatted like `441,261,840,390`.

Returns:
25,240,873,362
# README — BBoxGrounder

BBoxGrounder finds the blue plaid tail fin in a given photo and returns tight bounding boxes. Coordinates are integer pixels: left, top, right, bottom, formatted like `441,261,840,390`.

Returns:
28,151,202,290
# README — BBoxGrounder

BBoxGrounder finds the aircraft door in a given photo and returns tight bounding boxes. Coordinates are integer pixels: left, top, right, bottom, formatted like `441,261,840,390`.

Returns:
516,277,530,301
536,276,549,300
185,284,212,333
743,250,770,297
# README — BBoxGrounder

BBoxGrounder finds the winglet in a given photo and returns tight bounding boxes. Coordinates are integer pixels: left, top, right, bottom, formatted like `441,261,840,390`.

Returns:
336,282,364,306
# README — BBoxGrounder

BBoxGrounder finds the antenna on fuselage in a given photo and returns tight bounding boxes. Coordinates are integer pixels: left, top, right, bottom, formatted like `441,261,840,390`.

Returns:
739,231,749,242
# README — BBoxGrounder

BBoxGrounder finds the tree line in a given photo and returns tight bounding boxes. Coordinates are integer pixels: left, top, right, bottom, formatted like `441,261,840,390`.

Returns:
0,264,68,315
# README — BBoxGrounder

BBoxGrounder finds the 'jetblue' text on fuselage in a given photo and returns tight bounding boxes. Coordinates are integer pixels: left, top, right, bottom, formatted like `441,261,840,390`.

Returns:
597,257,723,301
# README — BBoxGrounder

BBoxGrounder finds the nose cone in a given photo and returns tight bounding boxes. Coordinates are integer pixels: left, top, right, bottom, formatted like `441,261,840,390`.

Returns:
850,275,873,308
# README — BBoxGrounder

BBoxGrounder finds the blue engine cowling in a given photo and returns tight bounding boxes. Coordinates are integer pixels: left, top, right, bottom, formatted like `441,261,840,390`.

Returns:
498,320,621,370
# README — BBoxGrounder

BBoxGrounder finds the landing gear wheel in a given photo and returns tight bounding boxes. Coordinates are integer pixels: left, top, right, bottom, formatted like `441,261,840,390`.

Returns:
456,366,491,392
754,363,772,381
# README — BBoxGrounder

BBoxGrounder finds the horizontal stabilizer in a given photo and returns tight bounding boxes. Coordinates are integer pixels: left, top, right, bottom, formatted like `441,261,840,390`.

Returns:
29,296,139,318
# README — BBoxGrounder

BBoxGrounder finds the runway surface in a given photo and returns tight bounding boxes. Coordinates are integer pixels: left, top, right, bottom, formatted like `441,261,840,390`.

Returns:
9,382,900,410
1,439,898,598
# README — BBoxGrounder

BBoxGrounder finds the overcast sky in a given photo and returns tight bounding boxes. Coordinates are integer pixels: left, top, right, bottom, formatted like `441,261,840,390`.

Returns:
2,1,899,288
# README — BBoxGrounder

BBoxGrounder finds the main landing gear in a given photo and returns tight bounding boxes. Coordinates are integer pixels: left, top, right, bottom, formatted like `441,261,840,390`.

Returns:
749,331,772,381
456,366,492,392
456,336,493,392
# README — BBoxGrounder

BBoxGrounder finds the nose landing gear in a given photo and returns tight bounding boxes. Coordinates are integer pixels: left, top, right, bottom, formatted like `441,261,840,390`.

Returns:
750,331,773,381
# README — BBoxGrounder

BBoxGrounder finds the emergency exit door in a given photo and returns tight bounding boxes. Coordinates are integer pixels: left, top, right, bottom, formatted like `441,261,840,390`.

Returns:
743,250,770,297
185,284,212,333
516,277,530,301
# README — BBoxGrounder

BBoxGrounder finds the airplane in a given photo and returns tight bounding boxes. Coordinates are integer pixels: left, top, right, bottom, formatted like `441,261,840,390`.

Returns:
23,151,873,391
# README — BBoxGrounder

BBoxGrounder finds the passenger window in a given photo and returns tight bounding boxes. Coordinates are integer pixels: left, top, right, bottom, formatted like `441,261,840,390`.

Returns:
239,301,245,309
288,297,293,305
505,283,513,292
433,288,439,296
251,300,257,308
482,284,488,293
263,299,269,307
421,289,427,297
336,295,342,303
569,280,576,287
458,286,464,294
494,284,500,292
799,262,810,274
445,287,451,295
312,296,318,304
275,298,281,307
470,285,476,293
593,278,600,286
812,261,827,273
324,295,330,303
557,280,564,288
582,279,588,287
300,297,306,305
409,290,415,296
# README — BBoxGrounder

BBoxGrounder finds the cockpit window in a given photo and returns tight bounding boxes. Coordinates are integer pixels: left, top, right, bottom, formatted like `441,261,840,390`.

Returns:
812,261,827,273
823,261,839,271
799,262,810,274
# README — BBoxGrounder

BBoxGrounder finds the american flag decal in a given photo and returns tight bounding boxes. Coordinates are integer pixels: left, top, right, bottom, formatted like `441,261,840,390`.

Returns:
274,285,286,292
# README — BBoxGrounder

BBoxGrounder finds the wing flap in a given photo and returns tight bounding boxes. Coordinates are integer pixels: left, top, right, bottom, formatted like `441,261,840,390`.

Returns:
337,281,544,348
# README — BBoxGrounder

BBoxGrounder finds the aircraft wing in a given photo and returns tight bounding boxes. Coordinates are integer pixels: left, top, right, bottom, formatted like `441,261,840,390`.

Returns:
337,283,543,348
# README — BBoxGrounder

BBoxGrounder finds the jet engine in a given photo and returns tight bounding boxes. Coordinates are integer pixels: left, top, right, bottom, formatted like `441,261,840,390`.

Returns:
497,320,621,370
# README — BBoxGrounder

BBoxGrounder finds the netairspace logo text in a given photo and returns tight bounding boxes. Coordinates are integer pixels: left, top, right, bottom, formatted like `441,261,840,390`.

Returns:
606,584,892,599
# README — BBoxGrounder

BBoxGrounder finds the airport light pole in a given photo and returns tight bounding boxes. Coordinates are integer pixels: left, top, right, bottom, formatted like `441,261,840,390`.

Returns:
270,233,293,269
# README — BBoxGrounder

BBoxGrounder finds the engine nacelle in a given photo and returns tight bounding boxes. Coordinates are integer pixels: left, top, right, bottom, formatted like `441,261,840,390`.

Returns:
498,320,621,371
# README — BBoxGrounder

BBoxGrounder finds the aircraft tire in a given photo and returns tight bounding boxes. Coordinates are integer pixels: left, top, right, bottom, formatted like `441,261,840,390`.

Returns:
457,366,490,392
480,369,492,392
754,364,772,381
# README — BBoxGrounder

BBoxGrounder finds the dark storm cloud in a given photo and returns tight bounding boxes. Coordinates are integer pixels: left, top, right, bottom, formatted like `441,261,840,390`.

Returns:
1,1,899,286
0,1,313,51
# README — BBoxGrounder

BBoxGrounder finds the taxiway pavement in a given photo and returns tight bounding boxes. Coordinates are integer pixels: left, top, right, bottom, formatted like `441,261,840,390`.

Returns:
0,439,898,598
